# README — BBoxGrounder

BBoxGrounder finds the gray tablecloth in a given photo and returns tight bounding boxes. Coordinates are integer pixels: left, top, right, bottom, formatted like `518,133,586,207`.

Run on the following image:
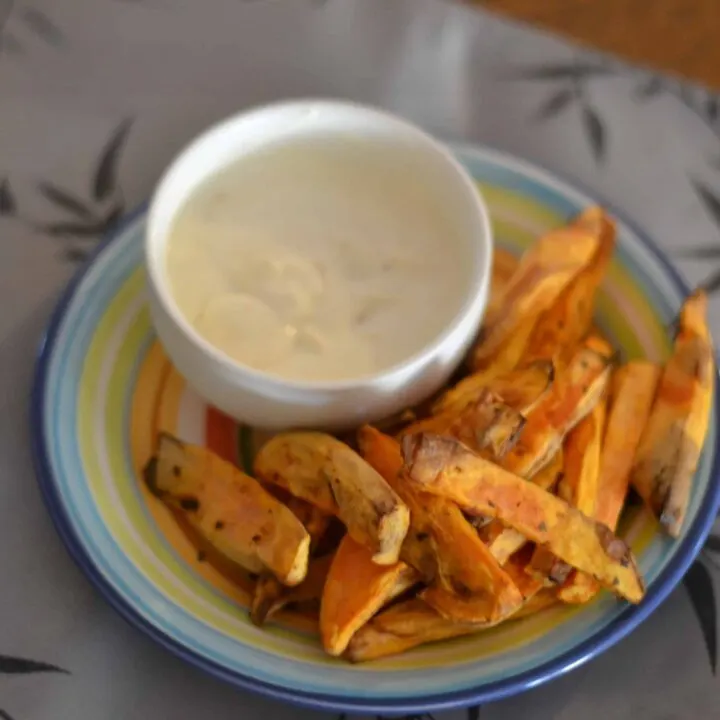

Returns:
1,1,719,718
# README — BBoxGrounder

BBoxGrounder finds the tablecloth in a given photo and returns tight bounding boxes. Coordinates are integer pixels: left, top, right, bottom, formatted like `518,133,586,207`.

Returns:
1,1,719,718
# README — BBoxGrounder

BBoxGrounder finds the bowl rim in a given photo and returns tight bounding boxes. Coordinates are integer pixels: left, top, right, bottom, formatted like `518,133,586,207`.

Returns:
145,99,494,392
31,143,720,715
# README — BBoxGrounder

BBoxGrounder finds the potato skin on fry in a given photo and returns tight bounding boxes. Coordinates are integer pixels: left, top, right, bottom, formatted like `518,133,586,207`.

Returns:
254,432,409,564
403,433,645,603
144,433,310,586
358,426,522,614
432,360,554,420
631,290,714,537
484,338,612,563
251,553,334,626
250,498,331,626
356,425,437,579
400,388,525,460
503,338,613,479
320,535,419,656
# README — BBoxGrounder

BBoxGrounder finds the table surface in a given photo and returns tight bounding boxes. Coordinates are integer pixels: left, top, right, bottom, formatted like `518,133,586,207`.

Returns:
1,1,720,719
477,0,720,91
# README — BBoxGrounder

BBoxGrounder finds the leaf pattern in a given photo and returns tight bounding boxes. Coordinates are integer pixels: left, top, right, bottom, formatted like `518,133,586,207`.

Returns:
42,220,110,237
0,654,69,675
0,0,12,32
19,7,64,47
700,267,720,295
506,62,612,81
707,95,719,124
0,178,16,215
677,245,720,259
1,32,22,55
103,203,124,233
534,89,575,121
683,560,717,674
7,118,135,260
38,182,94,219
682,183,720,292
691,179,720,229
582,105,605,162
63,247,90,263
635,76,664,99
93,118,132,201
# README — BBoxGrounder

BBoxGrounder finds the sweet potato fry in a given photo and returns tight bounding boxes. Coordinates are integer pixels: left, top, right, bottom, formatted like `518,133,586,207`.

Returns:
320,535,419,656
530,394,607,585
402,433,645,603
522,208,616,367
144,433,310,586
470,209,602,371
284,497,332,543
345,599,481,662
356,426,437,579
250,498,331,625
631,290,715,537
558,392,608,512
555,571,597,605
511,589,558,619
254,432,409,564
347,567,552,662
358,426,522,611
504,547,547,600
473,317,541,380
422,545,542,622
482,449,564,565
557,361,661,603
251,553,334,626
483,338,611,562
399,388,525,459
503,337,613,479
432,360,554,418
597,362,662,529
419,586,496,624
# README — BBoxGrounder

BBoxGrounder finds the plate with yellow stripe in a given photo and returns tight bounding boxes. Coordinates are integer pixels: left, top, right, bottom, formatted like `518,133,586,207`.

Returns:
31,144,720,714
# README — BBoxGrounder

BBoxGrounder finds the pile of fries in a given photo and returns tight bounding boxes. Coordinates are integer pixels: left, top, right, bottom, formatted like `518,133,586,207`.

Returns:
143,206,714,662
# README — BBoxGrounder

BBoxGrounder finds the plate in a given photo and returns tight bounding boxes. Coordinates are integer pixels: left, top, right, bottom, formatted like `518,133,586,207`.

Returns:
31,144,720,714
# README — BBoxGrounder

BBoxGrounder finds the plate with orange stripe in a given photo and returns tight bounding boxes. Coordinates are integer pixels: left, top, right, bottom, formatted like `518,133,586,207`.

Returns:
31,144,720,714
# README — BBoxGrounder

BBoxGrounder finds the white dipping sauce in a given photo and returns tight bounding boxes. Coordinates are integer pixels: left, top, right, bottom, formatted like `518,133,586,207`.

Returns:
165,136,471,382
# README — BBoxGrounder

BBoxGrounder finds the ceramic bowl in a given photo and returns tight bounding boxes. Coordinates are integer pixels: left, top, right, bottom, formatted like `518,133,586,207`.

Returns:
32,142,720,715
145,101,492,430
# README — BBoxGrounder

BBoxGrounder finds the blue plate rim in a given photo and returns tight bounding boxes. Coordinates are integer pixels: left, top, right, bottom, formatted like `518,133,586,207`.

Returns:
30,144,720,715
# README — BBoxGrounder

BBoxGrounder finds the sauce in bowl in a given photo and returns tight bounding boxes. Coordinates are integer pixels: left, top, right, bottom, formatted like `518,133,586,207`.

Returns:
165,136,472,383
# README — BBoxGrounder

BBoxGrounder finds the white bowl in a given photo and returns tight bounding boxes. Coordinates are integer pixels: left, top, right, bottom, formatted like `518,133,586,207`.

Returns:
145,100,492,430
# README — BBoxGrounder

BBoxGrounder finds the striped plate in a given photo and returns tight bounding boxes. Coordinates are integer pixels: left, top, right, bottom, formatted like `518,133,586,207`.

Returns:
32,144,720,714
